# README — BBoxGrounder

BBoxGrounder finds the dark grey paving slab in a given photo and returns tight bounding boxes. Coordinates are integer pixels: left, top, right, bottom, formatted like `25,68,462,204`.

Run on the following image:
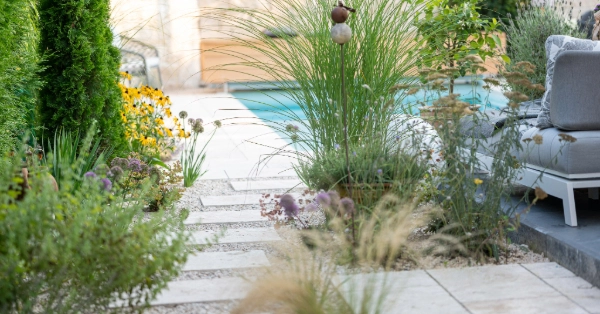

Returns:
507,191,600,287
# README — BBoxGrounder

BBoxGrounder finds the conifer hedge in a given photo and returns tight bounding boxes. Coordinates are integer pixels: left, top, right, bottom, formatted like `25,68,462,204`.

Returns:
0,1,40,156
38,0,125,150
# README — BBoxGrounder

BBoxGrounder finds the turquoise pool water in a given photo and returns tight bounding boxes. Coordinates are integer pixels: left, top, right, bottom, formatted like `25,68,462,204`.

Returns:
232,81,508,123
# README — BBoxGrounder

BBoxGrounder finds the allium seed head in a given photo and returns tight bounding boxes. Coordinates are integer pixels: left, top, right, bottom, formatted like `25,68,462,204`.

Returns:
179,111,188,119
280,194,299,218
316,192,331,206
340,197,355,216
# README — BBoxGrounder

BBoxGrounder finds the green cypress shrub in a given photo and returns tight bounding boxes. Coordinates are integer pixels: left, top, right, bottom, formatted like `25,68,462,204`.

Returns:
38,0,125,150
0,1,40,156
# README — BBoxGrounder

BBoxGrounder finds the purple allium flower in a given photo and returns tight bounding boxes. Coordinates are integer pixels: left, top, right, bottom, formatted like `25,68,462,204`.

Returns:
334,144,340,150
377,169,383,175
279,194,299,218
293,125,299,131
286,124,295,132
100,178,112,191
352,151,357,156
340,197,355,215
108,166,124,179
305,203,318,212
188,118,196,125
395,135,401,141
128,158,143,173
111,157,128,169
316,192,331,207
84,171,97,179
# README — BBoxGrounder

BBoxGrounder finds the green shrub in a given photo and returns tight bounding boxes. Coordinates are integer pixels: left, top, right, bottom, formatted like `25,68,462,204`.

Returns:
297,141,427,209
0,147,188,313
478,0,519,23
0,1,40,156
504,2,586,99
38,0,125,151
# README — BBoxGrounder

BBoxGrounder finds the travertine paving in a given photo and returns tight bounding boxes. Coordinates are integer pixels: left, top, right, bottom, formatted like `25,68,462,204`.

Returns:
149,278,249,306
230,179,305,191
182,250,270,271
190,227,282,245
183,210,267,225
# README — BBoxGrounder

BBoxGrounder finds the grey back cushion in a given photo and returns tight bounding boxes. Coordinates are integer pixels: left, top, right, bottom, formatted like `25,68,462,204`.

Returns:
537,35,600,129
551,51,600,130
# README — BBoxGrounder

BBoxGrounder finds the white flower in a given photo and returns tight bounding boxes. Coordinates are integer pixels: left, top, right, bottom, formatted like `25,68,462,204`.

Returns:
361,84,372,91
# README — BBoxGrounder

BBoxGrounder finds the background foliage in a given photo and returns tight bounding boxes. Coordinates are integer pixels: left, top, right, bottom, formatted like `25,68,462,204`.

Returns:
38,0,125,151
504,3,586,99
0,0,40,156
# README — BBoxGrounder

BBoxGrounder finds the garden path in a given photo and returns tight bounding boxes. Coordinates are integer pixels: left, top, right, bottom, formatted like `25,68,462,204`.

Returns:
143,91,600,314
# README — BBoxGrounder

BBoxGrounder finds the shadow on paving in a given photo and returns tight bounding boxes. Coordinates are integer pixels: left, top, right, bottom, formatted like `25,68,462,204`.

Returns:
506,189,600,287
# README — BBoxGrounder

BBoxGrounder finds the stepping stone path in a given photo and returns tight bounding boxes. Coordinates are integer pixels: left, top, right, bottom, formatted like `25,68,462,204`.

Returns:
141,177,295,310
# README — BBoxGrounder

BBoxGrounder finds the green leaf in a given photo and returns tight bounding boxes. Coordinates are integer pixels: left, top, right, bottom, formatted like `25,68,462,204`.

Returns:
501,54,511,64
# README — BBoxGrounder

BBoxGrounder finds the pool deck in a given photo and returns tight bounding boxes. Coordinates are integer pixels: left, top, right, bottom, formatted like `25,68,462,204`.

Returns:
168,91,298,180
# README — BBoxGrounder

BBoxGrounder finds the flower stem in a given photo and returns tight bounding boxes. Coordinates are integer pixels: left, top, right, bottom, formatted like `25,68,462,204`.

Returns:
340,44,355,246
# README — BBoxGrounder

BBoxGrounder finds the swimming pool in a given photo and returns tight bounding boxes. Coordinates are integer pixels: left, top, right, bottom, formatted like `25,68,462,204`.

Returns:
232,80,509,123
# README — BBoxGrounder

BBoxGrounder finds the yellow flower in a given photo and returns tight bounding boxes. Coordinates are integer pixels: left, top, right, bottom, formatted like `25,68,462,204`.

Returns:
164,108,172,118
155,117,164,125
165,128,173,137
474,178,483,185
120,71,132,80
120,112,127,123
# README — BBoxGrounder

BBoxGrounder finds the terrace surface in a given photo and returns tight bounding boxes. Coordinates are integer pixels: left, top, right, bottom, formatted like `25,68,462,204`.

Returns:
145,90,600,313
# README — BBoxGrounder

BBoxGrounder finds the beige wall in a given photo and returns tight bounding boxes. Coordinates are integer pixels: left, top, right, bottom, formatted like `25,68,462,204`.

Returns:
111,0,201,89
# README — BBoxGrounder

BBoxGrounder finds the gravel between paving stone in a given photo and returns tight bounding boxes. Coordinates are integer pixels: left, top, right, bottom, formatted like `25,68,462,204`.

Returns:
143,177,553,314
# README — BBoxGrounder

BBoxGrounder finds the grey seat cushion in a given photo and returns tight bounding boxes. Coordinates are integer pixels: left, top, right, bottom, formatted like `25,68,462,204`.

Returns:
520,127,600,174
550,51,600,130
537,35,600,129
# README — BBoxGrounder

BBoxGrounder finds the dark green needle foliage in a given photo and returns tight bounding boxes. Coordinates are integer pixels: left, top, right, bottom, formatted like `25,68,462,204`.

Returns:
38,0,125,151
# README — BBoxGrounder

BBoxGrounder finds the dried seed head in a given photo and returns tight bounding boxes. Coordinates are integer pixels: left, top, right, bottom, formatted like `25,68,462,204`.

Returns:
533,134,543,145
558,133,577,143
535,187,548,200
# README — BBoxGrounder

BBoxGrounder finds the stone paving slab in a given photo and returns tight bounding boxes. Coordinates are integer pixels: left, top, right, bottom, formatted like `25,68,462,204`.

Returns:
200,193,302,206
463,296,588,314
543,276,600,314
200,194,264,206
336,271,468,314
190,227,282,245
150,278,249,306
230,179,305,191
427,264,562,303
184,210,267,225
183,250,270,271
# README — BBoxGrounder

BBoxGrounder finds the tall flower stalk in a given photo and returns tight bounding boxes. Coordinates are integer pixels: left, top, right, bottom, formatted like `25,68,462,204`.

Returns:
179,111,219,187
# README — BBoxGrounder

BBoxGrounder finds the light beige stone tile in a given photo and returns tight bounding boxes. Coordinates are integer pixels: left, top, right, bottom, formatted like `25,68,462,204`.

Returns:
427,264,561,303
150,278,249,305
201,194,264,206
183,250,270,271
190,227,282,245
521,262,576,279
230,180,305,191
184,210,267,225
464,296,588,314
336,272,468,314
545,276,600,314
